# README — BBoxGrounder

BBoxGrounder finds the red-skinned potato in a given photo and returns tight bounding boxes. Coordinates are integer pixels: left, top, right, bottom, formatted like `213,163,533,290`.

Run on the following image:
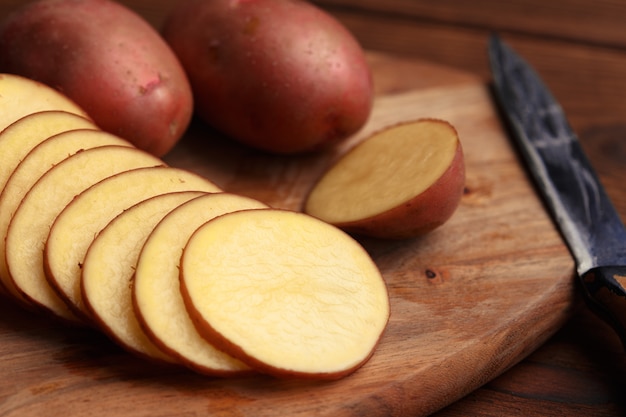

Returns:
0,0,193,157
162,0,373,154
304,119,466,239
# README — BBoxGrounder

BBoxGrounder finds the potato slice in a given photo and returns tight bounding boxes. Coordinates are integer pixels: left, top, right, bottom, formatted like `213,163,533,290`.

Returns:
304,119,465,239
0,111,97,297
0,130,132,307
45,166,222,319
0,110,96,194
134,193,268,376
180,209,389,379
4,146,163,323
0,73,89,132
82,192,206,363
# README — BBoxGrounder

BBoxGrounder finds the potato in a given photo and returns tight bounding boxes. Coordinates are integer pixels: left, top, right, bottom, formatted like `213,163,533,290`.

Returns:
134,193,268,376
0,110,96,201
1,69,389,379
0,86,91,300
0,74,89,133
0,130,132,311
180,209,389,379
0,0,193,156
162,0,373,154
44,167,221,319
4,145,163,324
82,191,206,364
303,119,466,239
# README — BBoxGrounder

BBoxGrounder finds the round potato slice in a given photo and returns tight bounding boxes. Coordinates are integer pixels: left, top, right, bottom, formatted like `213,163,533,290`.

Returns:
304,119,465,239
82,191,206,364
45,166,221,319
134,193,268,376
0,130,132,307
0,111,96,297
5,146,163,323
180,209,390,379
0,110,96,195
0,73,89,132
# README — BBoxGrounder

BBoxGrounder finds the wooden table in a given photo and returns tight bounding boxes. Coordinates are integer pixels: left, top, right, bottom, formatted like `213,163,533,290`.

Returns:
1,1,625,415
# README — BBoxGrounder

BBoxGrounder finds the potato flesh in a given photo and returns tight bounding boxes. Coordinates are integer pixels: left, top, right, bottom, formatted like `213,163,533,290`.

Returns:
134,193,268,374
0,112,97,300
81,192,205,362
181,209,389,378
0,131,131,307
305,120,458,223
45,167,221,318
0,110,96,195
0,74,88,132
4,146,163,322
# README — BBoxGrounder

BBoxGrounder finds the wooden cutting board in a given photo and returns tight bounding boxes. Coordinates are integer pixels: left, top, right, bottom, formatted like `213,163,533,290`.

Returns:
0,53,578,417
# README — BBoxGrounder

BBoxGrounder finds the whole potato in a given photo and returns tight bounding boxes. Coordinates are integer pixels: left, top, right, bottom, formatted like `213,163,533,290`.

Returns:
0,0,193,156
163,0,373,154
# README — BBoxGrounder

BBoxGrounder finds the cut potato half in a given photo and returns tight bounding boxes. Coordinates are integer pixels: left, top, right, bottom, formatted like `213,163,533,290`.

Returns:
304,119,465,239
0,110,96,195
0,130,132,307
45,166,222,318
82,192,206,363
134,193,269,375
0,73,89,132
180,209,390,379
4,146,163,323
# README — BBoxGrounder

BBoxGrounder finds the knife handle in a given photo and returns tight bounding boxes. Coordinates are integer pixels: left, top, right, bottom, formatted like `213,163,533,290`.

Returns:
581,266,626,347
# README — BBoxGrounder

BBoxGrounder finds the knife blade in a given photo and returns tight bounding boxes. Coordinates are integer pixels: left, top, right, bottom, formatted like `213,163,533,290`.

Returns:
488,34,626,346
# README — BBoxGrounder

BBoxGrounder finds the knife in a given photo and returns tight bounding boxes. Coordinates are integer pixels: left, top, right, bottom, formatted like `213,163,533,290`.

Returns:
488,34,626,346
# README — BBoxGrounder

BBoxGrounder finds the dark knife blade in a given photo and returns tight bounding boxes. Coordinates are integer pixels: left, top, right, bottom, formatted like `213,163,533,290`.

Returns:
488,34,626,345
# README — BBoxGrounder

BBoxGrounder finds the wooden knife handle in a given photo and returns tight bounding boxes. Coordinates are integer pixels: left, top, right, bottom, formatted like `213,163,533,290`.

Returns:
581,266,626,347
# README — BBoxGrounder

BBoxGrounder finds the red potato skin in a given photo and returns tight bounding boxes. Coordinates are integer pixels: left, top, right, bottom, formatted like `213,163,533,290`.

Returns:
162,0,373,154
0,0,193,157
338,142,466,239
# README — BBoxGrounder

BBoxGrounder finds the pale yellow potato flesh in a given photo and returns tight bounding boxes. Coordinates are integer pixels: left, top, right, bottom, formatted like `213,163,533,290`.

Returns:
45,166,222,318
0,130,131,306
4,146,163,323
304,120,459,223
134,193,268,375
0,112,98,299
81,192,206,363
181,209,389,378
0,110,96,195
0,73,89,132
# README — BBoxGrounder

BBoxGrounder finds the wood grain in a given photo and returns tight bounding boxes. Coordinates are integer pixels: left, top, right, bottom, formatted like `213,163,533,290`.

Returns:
321,9,626,130
0,51,577,416
311,0,626,48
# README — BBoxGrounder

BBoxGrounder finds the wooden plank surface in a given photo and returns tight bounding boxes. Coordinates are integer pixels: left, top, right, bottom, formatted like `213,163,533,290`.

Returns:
311,0,626,47
321,9,626,129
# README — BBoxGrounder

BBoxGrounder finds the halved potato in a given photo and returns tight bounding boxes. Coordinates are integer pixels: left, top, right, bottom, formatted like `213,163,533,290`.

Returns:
82,191,206,363
134,193,268,376
4,146,163,323
304,119,465,239
0,110,96,194
45,166,222,318
0,73,89,132
180,209,390,379
0,130,132,307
